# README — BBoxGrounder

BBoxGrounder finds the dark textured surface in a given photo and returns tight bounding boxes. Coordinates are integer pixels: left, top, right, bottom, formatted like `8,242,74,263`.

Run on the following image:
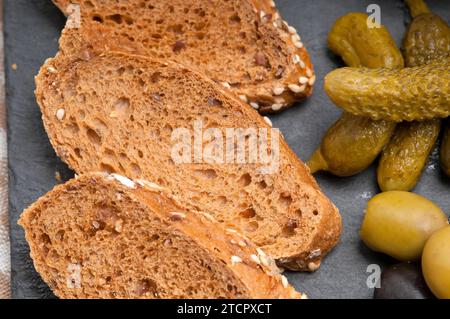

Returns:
5,0,450,299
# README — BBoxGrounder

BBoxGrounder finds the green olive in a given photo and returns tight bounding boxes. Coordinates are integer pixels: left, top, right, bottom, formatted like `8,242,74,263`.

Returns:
360,191,448,261
422,226,450,299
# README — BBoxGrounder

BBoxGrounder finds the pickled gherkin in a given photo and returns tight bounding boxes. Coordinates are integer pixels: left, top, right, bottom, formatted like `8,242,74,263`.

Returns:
308,113,395,176
308,13,400,176
377,0,449,191
377,119,441,191
327,13,404,69
441,123,450,177
403,0,450,67
324,58,450,122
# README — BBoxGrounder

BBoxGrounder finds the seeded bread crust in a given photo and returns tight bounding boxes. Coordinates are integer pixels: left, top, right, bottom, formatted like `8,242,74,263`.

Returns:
35,51,341,271
51,0,314,113
19,173,303,299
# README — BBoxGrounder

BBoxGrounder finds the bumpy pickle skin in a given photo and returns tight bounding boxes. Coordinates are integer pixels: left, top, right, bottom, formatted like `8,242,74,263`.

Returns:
377,119,441,191
441,123,450,177
377,1,449,191
403,13,450,67
308,13,400,176
309,113,395,176
327,13,404,69
324,57,450,122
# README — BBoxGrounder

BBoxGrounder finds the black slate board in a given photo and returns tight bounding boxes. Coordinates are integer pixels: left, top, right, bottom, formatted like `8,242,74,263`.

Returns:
5,0,450,299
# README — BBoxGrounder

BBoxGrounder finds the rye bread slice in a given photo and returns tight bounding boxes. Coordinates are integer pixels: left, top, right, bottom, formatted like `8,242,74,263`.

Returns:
19,173,303,299
51,0,315,113
35,51,341,271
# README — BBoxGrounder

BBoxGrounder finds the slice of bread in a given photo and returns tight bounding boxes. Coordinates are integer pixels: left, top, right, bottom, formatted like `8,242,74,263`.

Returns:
51,0,314,113
35,51,341,271
19,173,303,299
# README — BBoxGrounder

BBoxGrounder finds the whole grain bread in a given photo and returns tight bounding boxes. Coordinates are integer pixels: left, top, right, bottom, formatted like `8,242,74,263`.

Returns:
51,0,315,113
19,173,303,299
35,51,341,271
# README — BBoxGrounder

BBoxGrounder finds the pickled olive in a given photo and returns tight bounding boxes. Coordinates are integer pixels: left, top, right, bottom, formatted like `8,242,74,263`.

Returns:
422,226,450,299
308,113,395,176
324,58,450,122
441,123,450,177
308,13,400,176
377,119,440,191
374,262,435,299
360,191,448,261
328,13,404,69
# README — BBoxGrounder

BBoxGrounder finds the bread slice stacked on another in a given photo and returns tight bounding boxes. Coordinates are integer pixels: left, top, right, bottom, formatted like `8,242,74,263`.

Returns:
35,51,341,271
51,0,315,113
19,173,303,299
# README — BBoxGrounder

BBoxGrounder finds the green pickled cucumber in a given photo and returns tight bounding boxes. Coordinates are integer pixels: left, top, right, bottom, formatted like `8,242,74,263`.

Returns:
403,11,450,67
328,13,404,69
377,119,440,191
308,113,396,176
324,57,450,122
441,123,450,177
308,13,400,176
405,0,430,18
377,0,449,191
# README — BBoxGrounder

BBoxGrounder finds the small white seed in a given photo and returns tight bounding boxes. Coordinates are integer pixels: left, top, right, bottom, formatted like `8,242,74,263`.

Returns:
263,116,272,127
272,87,285,95
299,60,306,69
308,261,321,271
231,255,242,265
47,66,57,73
250,254,261,264
111,174,136,189
291,34,300,43
56,108,65,120
292,54,300,64
271,103,283,111
288,26,297,34
257,248,267,258
221,82,231,89
306,68,313,78
238,240,247,247
294,41,304,48
288,84,304,93
308,75,316,86
238,95,248,103
281,275,289,288
250,102,260,110
114,219,123,233
299,76,309,84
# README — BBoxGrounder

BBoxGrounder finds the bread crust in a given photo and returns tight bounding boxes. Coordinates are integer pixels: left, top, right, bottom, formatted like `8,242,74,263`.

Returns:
35,51,341,271
19,173,303,298
51,0,315,113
